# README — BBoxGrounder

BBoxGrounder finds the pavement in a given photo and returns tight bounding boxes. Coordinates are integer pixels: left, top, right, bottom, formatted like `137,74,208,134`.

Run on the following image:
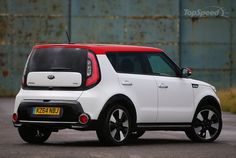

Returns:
0,98,236,158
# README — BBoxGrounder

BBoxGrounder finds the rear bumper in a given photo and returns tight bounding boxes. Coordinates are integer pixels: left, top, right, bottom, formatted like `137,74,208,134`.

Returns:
13,100,99,130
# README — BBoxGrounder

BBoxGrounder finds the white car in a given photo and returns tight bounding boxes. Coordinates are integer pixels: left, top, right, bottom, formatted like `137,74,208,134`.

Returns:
13,44,222,145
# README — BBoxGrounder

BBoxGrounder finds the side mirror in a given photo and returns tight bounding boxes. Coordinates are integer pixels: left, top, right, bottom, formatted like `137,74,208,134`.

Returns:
181,68,192,78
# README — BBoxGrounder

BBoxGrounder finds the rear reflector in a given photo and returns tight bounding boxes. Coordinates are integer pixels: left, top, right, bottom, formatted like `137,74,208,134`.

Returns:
79,113,89,124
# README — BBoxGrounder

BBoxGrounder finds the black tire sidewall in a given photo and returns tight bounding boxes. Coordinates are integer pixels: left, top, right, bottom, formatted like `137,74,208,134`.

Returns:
98,104,132,145
191,105,222,142
18,127,51,144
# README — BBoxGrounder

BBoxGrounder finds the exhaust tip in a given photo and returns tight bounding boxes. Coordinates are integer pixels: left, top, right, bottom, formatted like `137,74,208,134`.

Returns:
79,113,89,125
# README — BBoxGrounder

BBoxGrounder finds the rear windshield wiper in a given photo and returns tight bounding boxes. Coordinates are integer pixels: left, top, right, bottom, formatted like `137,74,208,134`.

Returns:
50,67,72,71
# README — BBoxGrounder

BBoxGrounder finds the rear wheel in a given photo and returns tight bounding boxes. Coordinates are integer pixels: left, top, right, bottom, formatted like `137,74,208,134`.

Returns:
18,127,51,144
96,105,131,145
185,105,222,142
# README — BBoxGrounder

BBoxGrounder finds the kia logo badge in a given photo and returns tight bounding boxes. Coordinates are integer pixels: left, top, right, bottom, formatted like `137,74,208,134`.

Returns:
47,75,55,80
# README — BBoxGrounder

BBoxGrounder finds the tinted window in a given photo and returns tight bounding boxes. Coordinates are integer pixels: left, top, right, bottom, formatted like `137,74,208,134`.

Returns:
107,53,145,74
146,53,177,77
28,48,87,73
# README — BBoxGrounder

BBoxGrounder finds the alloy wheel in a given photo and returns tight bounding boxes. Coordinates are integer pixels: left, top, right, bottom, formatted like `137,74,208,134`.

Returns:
193,109,220,140
109,109,129,142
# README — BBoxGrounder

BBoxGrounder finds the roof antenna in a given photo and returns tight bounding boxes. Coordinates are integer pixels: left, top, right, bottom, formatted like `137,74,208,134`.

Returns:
65,31,71,44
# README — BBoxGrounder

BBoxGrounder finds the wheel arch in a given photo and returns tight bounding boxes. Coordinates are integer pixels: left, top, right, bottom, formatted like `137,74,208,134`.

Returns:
98,94,137,131
187,95,223,142
195,95,222,116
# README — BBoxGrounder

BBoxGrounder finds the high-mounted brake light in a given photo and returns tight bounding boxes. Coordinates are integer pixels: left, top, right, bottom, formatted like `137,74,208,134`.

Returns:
86,52,100,87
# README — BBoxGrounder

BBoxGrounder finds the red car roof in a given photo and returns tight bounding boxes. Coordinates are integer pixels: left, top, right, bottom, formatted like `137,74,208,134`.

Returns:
33,44,163,54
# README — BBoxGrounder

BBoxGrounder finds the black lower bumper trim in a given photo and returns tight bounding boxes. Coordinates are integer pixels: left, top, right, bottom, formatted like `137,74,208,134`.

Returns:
137,123,191,131
17,100,84,122
13,120,99,130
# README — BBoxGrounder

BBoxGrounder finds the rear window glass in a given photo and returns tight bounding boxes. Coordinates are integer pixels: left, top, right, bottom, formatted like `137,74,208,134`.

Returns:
27,48,87,73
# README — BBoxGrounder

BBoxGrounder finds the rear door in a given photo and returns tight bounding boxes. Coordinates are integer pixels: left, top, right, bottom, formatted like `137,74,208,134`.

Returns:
107,53,158,123
145,53,194,123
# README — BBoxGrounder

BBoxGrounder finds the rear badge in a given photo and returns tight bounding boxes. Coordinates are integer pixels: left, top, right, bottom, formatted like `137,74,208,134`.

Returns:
47,75,55,80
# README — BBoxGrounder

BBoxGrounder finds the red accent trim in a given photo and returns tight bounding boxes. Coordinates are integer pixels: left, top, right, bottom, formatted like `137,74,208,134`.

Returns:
33,44,163,54
86,52,100,87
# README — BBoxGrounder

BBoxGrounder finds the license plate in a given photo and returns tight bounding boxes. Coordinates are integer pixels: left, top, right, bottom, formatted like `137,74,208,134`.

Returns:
33,107,61,115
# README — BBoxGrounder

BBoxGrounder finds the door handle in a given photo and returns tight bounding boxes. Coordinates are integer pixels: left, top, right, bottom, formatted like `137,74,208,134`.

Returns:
159,83,168,88
121,80,133,86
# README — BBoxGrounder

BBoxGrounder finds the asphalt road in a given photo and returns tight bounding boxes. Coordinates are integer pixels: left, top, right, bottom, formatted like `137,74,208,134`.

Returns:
0,98,236,158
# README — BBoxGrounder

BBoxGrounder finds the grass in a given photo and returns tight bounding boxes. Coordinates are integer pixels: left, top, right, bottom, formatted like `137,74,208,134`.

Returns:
217,88,236,114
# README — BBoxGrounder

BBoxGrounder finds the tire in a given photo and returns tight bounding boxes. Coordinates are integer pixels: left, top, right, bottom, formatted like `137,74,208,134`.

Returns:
185,105,222,142
18,127,51,144
96,105,131,145
129,130,145,139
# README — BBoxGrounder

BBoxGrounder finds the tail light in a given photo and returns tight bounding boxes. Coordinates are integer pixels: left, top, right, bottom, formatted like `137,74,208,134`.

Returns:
86,52,100,87
12,113,18,123
21,52,31,88
21,65,27,87
21,76,26,87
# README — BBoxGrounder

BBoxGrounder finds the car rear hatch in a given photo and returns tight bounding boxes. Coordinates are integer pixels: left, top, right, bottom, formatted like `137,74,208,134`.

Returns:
16,46,102,123
21,47,88,100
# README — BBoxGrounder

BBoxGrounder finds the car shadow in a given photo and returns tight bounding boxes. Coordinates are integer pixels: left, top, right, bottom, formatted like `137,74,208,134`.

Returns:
25,138,195,147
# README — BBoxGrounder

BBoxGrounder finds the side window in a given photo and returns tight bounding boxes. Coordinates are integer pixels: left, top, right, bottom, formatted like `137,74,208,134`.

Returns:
146,53,177,77
107,53,145,74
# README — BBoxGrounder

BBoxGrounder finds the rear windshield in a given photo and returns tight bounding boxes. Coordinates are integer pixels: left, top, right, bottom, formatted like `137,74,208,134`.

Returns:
27,48,87,73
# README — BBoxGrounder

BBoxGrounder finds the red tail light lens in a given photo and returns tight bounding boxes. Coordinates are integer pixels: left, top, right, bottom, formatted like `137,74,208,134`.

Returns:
12,113,18,123
21,76,26,87
21,53,31,88
86,52,100,87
